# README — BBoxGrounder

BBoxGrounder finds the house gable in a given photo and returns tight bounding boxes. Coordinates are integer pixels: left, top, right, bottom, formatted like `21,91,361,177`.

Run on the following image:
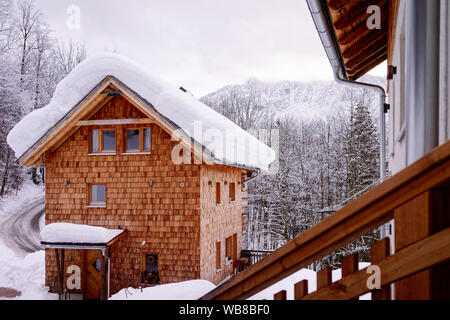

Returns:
22,77,211,167
83,95,148,120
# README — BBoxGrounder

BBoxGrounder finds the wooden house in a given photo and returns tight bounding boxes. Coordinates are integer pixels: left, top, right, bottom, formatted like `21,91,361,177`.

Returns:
201,0,450,300
8,54,275,299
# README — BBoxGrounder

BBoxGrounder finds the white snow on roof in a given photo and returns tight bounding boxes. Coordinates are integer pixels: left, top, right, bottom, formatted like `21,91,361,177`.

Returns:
7,53,275,171
40,223,124,245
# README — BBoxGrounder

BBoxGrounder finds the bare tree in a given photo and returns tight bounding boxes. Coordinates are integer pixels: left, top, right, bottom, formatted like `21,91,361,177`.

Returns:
203,80,270,131
15,0,42,87
55,39,86,76
0,0,15,54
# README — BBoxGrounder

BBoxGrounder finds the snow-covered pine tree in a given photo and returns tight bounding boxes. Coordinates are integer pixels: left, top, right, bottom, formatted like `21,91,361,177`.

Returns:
347,92,379,196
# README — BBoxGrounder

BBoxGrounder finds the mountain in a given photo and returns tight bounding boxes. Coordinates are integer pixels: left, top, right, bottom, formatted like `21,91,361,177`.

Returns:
200,75,386,123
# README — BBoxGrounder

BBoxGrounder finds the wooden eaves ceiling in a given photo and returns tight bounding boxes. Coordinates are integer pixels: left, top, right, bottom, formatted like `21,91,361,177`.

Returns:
324,0,389,80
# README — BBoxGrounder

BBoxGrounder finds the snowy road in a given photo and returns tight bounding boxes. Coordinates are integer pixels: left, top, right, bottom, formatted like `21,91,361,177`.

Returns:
0,197,44,255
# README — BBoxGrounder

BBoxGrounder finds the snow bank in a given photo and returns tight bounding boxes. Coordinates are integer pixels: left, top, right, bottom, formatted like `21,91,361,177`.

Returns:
110,263,372,301
109,280,216,300
248,263,371,300
41,223,124,244
7,52,275,172
0,240,57,300
0,180,44,222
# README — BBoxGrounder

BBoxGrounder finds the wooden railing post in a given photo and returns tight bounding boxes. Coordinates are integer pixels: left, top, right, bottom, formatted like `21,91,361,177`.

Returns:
341,253,359,299
274,290,287,300
294,280,308,299
317,267,332,289
371,238,391,300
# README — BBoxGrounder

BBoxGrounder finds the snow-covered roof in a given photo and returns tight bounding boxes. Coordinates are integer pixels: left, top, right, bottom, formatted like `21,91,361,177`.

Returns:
40,223,125,246
7,53,275,172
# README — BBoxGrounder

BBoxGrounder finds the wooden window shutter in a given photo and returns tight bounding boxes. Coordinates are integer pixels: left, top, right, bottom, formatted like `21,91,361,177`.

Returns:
216,182,221,204
232,233,237,262
216,241,221,269
225,236,232,258
229,183,236,201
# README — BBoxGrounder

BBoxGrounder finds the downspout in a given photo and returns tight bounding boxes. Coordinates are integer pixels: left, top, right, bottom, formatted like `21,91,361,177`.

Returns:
107,255,111,299
307,0,388,237
334,70,387,182
307,0,387,182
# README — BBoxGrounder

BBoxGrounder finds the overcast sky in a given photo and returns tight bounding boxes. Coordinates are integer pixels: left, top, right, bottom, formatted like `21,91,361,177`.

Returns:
35,0,386,97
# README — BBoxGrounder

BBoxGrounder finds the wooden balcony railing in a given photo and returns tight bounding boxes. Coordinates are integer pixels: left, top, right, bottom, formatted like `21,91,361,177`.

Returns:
240,249,274,266
200,140,450,300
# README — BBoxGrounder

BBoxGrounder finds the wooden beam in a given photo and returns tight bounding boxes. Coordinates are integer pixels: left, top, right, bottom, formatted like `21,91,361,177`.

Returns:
334,0,387,30
347,50,387,74
348,52,387,80
301,227,450,300
106,230,127,247
387,0,401,65
327,0,349,11
199,140,450,300
342,32,387,60
75,118,155,126
344,40,387,70
337,13,388,46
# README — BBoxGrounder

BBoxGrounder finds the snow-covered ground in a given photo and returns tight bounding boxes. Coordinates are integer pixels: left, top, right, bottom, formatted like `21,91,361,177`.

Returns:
0,181,57,300
0,181,44,222
110,263,371,300
0,240,57,300
248,263,371,300
110,280,216,300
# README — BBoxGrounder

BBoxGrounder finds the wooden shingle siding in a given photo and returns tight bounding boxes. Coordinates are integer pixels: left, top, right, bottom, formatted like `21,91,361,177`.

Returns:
199,165,243,284
44,97,202,295
44,93,247,296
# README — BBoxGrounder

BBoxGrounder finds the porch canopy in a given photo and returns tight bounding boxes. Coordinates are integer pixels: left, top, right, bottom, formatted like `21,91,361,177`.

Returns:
41,222,126,250
40,223,126,300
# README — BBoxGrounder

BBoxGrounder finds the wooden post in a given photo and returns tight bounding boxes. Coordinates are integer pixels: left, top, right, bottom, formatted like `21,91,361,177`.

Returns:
294,280,308,299
55,248,61,300
394,187,450,299
371,238,391,300
317,267,332,290
55,248,65,300
273,290,286,300
341,253,358,300
100,250,106,300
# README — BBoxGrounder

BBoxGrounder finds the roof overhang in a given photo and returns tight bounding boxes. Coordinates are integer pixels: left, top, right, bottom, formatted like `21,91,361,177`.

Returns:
307,0,390,80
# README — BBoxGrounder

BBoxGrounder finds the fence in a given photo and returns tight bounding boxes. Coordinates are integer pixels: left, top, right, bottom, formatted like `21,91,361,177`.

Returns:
200,140,450,300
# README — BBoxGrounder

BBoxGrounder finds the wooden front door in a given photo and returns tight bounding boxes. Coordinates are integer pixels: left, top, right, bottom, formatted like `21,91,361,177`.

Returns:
84,250,103,299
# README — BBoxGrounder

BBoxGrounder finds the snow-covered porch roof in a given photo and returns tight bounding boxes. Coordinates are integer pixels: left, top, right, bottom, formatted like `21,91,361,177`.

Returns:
40,223,126,250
